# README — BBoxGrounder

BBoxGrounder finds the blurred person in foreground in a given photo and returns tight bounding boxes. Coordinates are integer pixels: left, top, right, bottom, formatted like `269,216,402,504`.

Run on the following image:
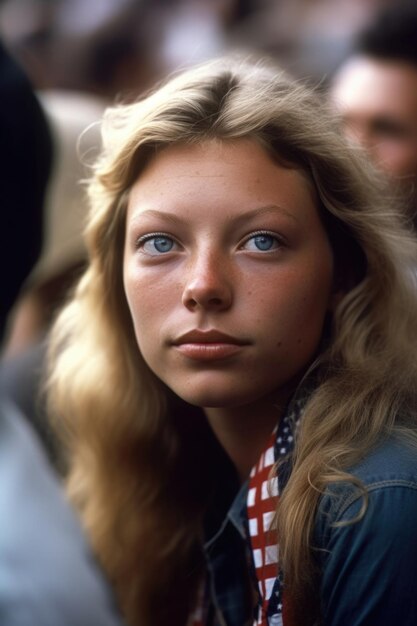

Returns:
1,91,105,466
0,40,124,626
330,1,417,226
3,90,105,360
47,55,417,626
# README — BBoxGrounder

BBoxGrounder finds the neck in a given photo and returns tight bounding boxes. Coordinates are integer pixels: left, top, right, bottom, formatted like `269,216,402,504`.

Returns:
204,393,292,483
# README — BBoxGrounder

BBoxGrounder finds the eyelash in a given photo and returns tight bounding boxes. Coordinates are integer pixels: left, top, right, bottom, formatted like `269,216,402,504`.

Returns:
240,230,284,251
136,231,178,248
135,230,284,254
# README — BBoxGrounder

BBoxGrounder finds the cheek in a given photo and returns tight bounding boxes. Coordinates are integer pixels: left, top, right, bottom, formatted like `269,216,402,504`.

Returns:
261,258,333,321
284,270,332,351
124,270,161,334
124,269,182,359
284,280,331,338
277,275,332,362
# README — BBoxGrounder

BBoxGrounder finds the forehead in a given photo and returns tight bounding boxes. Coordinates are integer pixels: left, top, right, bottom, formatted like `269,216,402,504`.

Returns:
127,138,318,219
332,56,417,118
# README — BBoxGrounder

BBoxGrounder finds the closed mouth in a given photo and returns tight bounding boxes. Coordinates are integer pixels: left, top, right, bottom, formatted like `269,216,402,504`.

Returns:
172,329,249,346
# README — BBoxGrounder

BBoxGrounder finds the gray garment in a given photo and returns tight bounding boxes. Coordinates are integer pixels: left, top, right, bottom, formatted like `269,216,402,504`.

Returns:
0,398,125,626
0,340,58,468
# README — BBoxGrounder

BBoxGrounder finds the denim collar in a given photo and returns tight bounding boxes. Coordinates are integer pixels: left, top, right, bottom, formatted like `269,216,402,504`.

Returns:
204,478,249,551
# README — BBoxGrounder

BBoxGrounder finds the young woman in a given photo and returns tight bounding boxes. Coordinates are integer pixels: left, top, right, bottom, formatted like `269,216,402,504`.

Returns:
47,57,417,626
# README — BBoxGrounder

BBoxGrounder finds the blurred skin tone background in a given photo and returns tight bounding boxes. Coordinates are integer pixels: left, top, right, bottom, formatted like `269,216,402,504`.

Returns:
330,1,417,225
331,59,417,192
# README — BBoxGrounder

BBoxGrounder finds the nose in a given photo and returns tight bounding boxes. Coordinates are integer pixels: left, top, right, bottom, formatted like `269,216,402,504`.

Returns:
182,250,233,312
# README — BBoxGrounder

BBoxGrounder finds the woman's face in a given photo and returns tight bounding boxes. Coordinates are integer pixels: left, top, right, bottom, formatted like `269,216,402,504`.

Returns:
123,139,335,410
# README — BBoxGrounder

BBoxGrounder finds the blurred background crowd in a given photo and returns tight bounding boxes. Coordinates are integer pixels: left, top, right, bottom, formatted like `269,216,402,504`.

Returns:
0,0,395,98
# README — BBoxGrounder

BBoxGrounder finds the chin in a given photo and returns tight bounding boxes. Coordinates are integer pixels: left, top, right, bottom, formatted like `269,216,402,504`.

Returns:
172,386,260,410
181,394,238,409
160,371,278,410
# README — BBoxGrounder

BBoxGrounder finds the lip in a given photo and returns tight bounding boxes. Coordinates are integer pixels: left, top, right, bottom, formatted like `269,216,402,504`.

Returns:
173,329,248,345
172,329,250,361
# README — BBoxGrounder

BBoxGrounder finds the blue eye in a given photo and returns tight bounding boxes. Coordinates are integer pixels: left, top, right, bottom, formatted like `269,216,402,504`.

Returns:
138,234,176,255
253,234,274,251
152,236,174,253
243,232,281,252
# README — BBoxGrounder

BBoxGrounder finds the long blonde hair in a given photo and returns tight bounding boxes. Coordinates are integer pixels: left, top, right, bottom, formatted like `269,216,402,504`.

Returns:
47,57,417,626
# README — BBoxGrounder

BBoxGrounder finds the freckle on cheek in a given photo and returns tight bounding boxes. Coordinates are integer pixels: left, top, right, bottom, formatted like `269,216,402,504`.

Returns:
276,341,282,348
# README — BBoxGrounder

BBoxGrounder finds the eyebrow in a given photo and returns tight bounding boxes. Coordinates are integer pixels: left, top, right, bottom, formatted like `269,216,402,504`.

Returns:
128,204,300,228
233,204,300,226
128,209,184,229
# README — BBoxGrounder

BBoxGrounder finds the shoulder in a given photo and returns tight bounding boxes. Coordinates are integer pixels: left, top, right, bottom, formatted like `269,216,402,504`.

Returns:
315,434,417,570
350,434,417,483
315,436,417,624
318,434,417,526
314,434,417,572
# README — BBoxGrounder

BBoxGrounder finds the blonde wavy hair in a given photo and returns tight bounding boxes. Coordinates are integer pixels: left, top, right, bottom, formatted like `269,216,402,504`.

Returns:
47,57,417,626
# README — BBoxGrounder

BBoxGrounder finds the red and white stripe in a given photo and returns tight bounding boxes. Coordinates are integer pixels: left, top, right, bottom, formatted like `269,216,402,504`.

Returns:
247,432,279,626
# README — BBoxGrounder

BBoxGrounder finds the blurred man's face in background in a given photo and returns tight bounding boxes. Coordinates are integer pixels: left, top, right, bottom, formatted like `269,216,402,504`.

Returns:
331,56,417,215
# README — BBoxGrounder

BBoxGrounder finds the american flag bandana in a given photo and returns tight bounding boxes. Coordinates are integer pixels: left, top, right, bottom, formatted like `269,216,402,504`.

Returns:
247,397,304,626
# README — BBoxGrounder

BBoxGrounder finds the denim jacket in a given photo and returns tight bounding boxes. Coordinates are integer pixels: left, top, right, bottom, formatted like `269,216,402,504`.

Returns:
203,424,417,626
316,435,417,625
